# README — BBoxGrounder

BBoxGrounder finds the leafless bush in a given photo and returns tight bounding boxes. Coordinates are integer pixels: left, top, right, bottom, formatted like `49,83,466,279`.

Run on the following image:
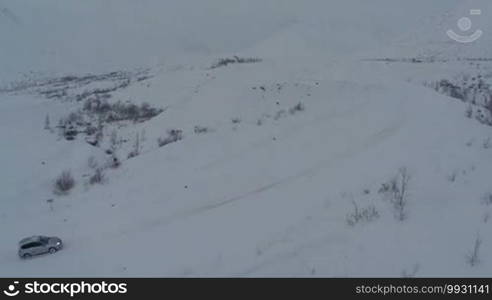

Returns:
465,105,473,118
67,111,84,124
83,98,163,123
83,97,111,114
466,234,482,267
482,193,492,206
346,201,380,226
158,129,183,147
379,167,411,221
194,126,210,134
46,198,54,211
427,76,492,126
57,118,81,141
487,99,492,118
44,114,51,130
127,132,141,159
483,213,490,224
89,168,105,185
91,117,104,146
108,155,121,169
447,171,458,182
483,137,491,149
109,130,120,154
211,56,262,69
54,170,75,194
105,101,151,123
392,167,410,221
274,110,286,120
289,102,305,115
84,124,97,136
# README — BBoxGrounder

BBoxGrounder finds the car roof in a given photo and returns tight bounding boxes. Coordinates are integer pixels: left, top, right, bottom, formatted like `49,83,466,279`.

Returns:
18,236,48,245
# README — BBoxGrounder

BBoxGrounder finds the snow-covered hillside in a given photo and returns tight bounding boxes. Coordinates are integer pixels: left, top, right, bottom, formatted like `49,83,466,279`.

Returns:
0,1,491,277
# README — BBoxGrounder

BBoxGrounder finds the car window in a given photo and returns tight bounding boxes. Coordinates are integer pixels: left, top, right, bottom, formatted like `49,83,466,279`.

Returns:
21,242,42,249
21,243,33,249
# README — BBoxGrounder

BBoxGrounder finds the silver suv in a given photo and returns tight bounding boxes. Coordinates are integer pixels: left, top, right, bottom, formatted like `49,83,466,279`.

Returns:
18,236,63,259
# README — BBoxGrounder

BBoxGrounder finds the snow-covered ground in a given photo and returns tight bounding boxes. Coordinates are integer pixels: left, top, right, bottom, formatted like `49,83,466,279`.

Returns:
1,0,491,277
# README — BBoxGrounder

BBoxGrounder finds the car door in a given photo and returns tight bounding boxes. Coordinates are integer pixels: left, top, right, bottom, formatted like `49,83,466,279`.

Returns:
29,242,46,255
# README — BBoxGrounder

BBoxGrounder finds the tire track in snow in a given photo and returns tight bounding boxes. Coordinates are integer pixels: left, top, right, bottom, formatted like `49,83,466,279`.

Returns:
99,115,405,242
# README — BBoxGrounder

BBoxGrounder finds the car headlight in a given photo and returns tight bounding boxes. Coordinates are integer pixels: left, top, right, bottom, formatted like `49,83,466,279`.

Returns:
56,242,61,245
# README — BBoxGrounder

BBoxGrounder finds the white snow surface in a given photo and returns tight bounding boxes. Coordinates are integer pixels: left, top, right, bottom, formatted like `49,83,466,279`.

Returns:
0,0,491,277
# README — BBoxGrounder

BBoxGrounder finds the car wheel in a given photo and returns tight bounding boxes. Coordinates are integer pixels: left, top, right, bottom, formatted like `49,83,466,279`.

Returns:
22,253,32,259
49,248,57,254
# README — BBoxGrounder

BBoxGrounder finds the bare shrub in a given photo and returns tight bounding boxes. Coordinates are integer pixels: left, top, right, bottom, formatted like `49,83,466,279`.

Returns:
46,198,54,211
127,151,138,159
482,193,492,205
465,104,473,118
57,118,80,141
447,170,458,182
346,201,380,226
108,155,121,169
94,117,104,145
86,122,103,146
427,76,492,126
67,111,84,124
483,213,490,224
483,137,491,149
109,130,120,153
274,110,286,120
89,168,105,185
211,56,262,69
289,102,305,115
379,167,411,221
44,114,51,130
54,170,75,194
84,124,97,136
83,99,163,123
139,103,160,121
487,99,492,119
127,132,141,159
466,234,482,267
158,129,183,147
83,97,111,114
194,126,209,134
56,119,65,138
